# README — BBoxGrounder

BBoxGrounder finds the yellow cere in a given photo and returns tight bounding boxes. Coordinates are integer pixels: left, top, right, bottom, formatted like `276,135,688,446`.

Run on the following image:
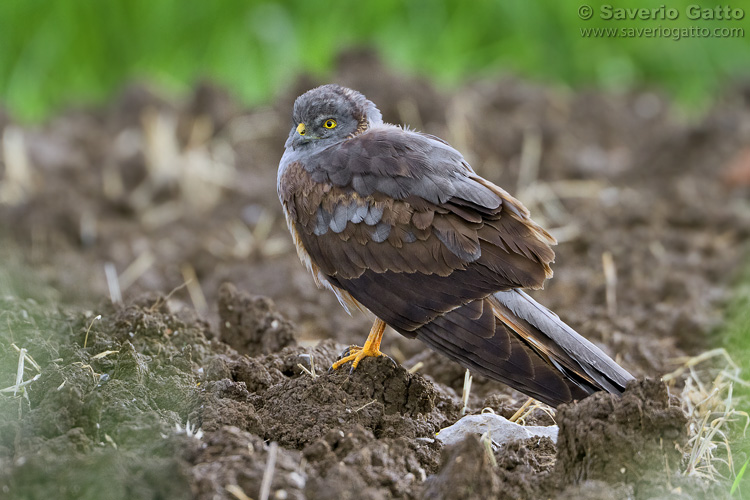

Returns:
296,123,306,135
324,119,337,129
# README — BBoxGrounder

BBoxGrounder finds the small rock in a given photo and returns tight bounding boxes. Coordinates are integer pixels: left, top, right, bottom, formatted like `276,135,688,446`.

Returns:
436,413,558,447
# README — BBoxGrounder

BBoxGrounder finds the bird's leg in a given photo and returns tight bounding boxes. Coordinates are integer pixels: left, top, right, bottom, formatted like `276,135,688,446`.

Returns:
331,318,387,372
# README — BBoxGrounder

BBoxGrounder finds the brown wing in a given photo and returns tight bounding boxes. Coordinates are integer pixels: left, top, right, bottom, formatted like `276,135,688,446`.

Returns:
278,156,555,334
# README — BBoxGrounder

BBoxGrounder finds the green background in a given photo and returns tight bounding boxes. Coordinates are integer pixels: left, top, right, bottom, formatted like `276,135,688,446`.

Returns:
1,0,749,121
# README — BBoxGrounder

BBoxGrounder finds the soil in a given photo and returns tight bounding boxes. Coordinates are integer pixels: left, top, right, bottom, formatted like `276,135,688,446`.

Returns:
1,49,749,499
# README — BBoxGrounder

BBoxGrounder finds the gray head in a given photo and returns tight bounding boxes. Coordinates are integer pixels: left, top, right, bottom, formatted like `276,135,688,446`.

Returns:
285,84,383,150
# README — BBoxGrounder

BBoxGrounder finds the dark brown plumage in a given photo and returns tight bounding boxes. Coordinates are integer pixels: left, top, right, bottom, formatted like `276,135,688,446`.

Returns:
277,84,633,407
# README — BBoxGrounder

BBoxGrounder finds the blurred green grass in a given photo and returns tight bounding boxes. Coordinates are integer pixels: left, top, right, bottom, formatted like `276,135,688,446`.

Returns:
724,267,750,398
723,265,750,495
0,0,749,121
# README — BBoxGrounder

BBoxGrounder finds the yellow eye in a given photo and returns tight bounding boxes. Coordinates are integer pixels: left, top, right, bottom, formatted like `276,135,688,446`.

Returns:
324,119,337,129
296,123,306,136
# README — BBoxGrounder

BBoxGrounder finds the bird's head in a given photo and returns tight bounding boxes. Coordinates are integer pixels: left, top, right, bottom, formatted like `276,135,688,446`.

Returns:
285,84,383,150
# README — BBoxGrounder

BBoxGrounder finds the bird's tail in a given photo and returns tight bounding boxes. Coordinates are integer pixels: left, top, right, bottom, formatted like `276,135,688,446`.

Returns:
414,289,634,407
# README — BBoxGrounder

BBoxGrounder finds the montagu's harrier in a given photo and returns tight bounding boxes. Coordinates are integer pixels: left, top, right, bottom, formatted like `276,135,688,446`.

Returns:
277,84,633,407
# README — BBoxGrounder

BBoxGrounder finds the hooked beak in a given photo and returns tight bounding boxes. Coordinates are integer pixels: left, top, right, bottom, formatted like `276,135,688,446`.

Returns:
296,122,318,139
290,122,319,149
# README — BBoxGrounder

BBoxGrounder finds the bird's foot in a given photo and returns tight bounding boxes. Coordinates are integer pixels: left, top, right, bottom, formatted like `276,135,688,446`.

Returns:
330,318,394,374
330,344,387,373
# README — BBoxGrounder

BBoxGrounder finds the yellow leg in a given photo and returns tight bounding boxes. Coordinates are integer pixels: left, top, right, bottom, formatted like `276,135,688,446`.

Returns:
331,318,387,372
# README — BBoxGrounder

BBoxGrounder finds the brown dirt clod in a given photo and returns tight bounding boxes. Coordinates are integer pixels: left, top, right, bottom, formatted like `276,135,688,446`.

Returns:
554,378,687,495
218,282,297,356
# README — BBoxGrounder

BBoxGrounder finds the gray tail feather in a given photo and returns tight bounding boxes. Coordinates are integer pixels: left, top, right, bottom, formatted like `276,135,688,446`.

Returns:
492,289,635,395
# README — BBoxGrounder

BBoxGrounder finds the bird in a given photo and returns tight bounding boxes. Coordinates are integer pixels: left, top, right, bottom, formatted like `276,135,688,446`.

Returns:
277,84,634,408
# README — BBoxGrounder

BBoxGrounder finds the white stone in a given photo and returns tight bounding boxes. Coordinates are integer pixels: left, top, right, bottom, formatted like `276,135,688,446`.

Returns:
436,414,558,447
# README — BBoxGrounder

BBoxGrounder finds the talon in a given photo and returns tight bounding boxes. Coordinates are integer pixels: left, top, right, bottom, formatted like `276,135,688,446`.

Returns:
338,345,354,359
